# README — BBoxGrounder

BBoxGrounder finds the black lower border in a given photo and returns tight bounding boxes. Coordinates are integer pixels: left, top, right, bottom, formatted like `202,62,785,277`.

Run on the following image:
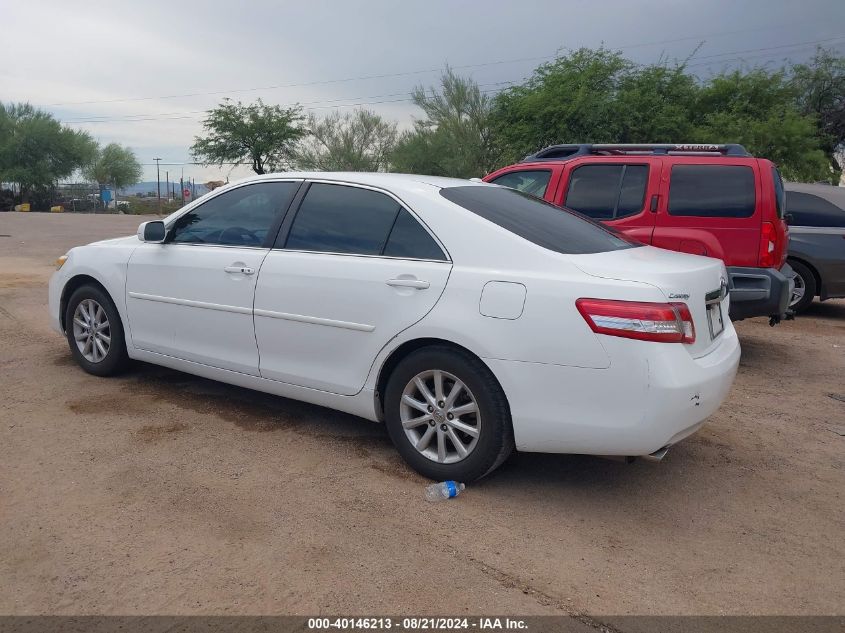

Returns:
0,617,842,633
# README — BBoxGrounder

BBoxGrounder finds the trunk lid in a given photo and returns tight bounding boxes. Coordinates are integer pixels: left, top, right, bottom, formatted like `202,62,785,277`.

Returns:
570,246,729,358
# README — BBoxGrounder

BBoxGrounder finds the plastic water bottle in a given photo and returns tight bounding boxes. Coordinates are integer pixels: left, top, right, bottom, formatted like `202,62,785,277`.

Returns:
424,481,465,502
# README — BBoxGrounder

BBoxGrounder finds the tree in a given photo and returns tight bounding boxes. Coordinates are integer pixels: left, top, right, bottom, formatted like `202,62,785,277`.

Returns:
489,47,835,182
390,67,497,178
790,47,845,175
692,69,830,182
0,102,98,202
295,109,397,171
490,48,634,162
191,99,307,174
84,143,142,192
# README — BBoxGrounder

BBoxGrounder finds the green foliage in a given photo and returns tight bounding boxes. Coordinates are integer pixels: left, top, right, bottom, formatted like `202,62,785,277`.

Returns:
390,67,496,178
790,47,845,173
295,109,397,171
692,70,830,181
84,142,142,190
0,102,98,200
491,49,633,161
490,47,841,182
191,98,307,174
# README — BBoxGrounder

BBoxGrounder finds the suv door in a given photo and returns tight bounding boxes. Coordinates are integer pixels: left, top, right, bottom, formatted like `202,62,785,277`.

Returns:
125,180,300,375
554,157,659,244
652,159,760,262
254,181,452,395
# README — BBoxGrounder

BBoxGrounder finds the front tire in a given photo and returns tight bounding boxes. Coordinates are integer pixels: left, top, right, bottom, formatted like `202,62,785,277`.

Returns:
788,259,817,313
64,284,129,376
384,346,514,482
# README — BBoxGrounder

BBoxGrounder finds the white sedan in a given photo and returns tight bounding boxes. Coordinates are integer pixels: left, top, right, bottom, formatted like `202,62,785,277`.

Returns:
49,173,740,481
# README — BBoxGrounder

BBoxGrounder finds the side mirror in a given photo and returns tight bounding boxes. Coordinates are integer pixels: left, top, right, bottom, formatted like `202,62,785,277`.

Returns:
784,213,794,226
138,221,166,243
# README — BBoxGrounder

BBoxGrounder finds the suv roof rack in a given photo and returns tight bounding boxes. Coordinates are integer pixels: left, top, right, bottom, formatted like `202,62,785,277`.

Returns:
522,143,751,162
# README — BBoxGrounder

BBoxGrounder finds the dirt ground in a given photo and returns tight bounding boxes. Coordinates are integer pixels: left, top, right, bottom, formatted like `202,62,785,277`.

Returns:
1,212,843,619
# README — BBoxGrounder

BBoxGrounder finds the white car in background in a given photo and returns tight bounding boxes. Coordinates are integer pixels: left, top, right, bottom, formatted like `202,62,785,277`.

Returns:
49,173,740,481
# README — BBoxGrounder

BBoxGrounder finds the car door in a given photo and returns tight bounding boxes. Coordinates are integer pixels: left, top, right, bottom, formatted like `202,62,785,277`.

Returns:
254,181,452,395
555,157,659,244
651,159,760,262
125,180,301,375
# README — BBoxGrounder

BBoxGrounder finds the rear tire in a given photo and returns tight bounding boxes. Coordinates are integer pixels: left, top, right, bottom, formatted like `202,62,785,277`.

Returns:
64,284,129,376
384,346,514,482
788,259,816,313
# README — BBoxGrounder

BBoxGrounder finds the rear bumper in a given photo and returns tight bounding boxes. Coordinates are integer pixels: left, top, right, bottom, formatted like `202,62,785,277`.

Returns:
484,323,741,457
727,263,793,320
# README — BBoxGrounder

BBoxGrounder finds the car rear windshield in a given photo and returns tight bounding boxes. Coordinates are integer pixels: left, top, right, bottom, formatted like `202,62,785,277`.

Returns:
786,191,845,227
440,185,640,254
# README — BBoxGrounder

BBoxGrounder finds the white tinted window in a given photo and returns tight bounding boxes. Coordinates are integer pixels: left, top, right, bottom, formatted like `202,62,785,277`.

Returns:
170,182,297,246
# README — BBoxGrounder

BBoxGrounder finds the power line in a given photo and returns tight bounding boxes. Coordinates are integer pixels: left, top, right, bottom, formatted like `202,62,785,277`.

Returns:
44,24,822,108
59,80,521,124
60,36,842,127
685,35,845,63
59,83,521,125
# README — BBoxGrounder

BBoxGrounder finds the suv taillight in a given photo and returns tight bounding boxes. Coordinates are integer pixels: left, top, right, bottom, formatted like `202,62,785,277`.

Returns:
759,221,778,268
576,298,695,344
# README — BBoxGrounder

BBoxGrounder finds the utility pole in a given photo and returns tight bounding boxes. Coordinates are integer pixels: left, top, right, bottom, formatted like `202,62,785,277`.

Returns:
154,157,162,214
166,170,170,202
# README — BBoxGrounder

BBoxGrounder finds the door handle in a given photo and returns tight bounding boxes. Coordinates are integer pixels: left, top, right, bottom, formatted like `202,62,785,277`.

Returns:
386,278,430,290
650,194,659,212
224,266,255,275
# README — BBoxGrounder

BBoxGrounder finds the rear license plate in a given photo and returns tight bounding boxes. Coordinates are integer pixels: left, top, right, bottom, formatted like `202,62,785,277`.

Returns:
707,302,724,339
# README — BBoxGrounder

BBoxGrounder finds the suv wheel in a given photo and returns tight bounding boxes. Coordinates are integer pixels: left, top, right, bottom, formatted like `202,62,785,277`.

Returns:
788,260,817,313
384,346,514,482
65,285,129,376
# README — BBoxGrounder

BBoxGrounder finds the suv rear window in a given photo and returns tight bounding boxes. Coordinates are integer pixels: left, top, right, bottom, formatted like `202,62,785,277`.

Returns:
668,165,756,218
440,186,639,255
786,191,845,228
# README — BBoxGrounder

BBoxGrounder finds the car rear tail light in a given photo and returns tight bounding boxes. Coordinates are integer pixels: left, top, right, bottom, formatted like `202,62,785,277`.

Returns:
759,221,778,268
576,298,696,344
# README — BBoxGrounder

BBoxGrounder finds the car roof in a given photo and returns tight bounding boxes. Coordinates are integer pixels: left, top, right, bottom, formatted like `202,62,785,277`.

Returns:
228,171,487,194
784,181,845,209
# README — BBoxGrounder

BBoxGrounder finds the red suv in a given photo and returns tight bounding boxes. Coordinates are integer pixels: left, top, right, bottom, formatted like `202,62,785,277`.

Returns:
484,143,794,323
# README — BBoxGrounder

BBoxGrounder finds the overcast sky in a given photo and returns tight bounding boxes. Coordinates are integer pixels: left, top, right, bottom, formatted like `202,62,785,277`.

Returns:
2,0,844,184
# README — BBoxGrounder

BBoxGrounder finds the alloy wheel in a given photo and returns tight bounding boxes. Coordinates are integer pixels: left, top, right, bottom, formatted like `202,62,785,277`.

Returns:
400,369,481,464
789,273,805,308
72,299,111,363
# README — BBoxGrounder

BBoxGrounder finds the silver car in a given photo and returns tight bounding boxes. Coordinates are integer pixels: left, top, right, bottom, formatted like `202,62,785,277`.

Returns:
786,182,845,312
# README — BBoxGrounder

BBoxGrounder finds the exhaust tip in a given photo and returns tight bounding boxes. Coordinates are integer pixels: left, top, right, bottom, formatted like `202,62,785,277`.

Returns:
641,446,670,462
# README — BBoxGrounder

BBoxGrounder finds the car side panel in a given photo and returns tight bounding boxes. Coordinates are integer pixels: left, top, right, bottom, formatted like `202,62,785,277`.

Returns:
789,227,845,299
49,238,138,342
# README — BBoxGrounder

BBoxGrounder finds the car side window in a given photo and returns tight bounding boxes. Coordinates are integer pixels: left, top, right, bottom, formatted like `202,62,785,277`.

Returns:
283,183,446,260
383,209,446,260
564,164,648,220
490,170,552,198
170,182,298,247
786,191,845,228
668,165,755,218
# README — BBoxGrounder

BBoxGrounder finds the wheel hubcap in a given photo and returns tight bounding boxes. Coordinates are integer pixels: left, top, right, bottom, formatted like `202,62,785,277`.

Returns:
400,369,481,464
789,273,805,307
72,299,111,363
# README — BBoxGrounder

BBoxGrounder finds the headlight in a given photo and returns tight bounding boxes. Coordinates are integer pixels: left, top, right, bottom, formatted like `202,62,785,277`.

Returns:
55,254,68,270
